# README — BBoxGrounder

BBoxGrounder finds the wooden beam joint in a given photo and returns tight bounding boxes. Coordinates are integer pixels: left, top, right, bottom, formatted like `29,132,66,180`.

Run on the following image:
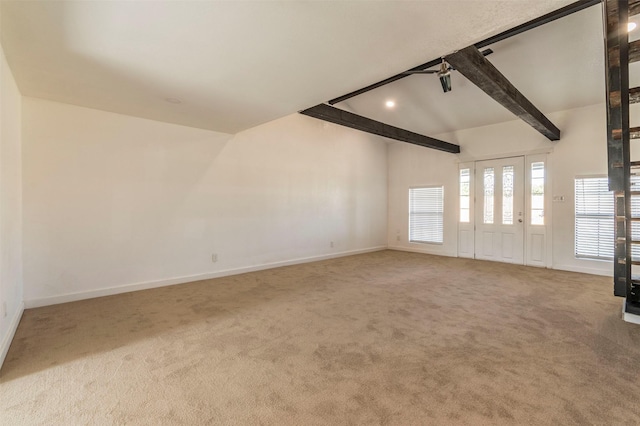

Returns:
327,0,601,105
444,46,561,141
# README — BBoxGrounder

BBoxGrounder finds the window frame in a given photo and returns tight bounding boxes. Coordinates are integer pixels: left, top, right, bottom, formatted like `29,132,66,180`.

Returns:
409,185,444,245
530,161,545,226
574,176,614,261
459,168,471,223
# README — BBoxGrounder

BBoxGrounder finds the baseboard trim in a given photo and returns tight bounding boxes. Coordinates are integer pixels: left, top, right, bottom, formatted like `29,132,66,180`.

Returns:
387,246,457,258
551,263,613,277
24,246,388,308
0,301,24,370
623,299,640,325
623,312,640,325
387,249,613,277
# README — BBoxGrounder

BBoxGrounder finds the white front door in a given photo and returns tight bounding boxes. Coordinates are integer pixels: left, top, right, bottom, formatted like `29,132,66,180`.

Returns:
474,157,525,264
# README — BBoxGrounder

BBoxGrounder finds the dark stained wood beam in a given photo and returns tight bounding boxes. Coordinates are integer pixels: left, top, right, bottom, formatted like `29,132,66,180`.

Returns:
475,0,601,49
608,0,640,18
630,39,640,63
609,86,640,107
608,40,640,68
329,50,492,105
632,87,640,103
444,46,560,140
605,0,634,300
327,0,600,105
613,126,640,139
605,0,631,193
299,104,460,153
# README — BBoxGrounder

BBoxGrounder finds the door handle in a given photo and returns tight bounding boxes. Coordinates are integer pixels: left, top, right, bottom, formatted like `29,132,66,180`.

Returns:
518,219,523,223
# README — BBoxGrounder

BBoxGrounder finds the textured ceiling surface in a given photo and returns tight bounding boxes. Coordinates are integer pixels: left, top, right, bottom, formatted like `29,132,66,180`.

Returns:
1,0,579,134
339,4,606,137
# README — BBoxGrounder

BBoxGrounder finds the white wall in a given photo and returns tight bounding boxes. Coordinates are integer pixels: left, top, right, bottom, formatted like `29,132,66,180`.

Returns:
0,44,23,366
19,96,614,310
22,98,388,306
388,142,460,258
388,103,612,276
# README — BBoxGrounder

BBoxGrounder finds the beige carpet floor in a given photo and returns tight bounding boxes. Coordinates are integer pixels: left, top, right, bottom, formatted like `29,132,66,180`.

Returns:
2,250,640,425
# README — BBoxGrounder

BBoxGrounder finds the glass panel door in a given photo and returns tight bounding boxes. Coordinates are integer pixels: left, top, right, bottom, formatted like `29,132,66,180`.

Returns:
475,157,525,264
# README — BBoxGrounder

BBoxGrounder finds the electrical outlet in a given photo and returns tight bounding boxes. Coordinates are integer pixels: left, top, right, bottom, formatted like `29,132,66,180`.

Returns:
211,253,218,263
330,241,334,248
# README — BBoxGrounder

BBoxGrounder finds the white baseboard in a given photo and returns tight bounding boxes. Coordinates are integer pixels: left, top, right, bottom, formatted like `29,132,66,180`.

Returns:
24,246,388,309
0,301,24,370
623,312,640,325
388,249,613,277
623,299,640,325
551,263,613,277
387,245,457,258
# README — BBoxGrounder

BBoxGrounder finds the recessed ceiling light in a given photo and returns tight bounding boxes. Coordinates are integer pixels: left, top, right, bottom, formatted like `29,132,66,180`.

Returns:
385,100,395,108
629,22,637,32
165,97,182,104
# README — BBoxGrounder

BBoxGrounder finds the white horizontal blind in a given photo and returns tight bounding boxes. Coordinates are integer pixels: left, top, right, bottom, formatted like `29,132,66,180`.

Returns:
409,186,443,244
630,176,640,260
575,177,613,260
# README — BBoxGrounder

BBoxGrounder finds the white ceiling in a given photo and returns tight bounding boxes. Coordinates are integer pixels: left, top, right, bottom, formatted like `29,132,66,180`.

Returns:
1,0,579,135
338,4,607,137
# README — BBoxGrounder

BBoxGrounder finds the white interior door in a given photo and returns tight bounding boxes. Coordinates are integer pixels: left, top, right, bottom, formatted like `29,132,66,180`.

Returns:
475,157,525,264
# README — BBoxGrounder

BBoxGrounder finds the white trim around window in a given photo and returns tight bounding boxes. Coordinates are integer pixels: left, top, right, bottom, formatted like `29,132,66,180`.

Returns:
409,185,444,244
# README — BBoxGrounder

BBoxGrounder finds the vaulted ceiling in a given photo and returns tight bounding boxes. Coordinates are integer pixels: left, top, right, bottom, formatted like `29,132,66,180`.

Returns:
337,4,606,137
1,1,582,135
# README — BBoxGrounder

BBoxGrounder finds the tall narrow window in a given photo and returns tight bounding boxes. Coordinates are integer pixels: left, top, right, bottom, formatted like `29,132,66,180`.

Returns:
483,168,494,224
460,169,470,223
531,162,545,225
632,176,640,260
502,166,514,225
575,177,613,260
409,186,444,244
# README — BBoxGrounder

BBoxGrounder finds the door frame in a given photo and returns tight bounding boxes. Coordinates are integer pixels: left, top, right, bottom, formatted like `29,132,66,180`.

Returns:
474,156,525,264
457,153,552,267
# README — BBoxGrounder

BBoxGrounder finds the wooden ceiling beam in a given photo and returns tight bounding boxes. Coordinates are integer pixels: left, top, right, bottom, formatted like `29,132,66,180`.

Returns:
632,87,640,103
299,104,460,153
607,43,640,68
608,0,640,17
445,45,560,141
630,39,640,62
613,126,640,140
610,86,640,107
327,0,600,105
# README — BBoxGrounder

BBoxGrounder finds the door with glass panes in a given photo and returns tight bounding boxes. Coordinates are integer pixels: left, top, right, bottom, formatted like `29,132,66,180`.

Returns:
474,157,525,264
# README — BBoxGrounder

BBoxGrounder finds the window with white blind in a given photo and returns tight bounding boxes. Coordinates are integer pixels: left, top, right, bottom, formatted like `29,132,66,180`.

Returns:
409,186,444,244
632,177,640,260
575,177,614,260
